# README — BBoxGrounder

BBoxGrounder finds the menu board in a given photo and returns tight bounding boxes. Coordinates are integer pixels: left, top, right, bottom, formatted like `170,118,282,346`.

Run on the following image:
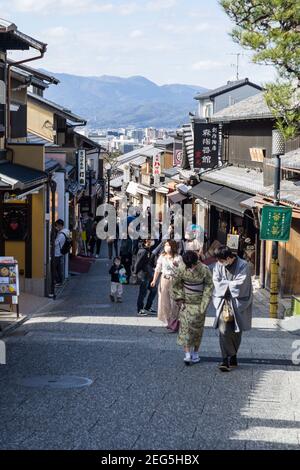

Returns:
0,259,19,300
227,234,240,251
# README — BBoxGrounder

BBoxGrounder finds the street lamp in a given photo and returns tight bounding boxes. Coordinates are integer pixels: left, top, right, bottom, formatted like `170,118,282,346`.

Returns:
270,129,286,318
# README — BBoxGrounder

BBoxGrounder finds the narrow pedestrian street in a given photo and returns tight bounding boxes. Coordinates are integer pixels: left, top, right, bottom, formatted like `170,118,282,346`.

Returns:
0,260,299,450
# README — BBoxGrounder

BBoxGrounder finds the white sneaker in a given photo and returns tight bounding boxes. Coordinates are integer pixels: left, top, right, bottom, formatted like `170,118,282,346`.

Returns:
184,353,191,366
138,310,148,316
191,352,201,364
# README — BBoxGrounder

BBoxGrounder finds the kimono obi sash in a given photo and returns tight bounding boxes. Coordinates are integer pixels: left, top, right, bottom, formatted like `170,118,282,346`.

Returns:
183,281,204,295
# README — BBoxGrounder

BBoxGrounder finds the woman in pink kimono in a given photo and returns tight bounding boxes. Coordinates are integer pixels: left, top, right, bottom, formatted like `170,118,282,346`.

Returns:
151,240,183,330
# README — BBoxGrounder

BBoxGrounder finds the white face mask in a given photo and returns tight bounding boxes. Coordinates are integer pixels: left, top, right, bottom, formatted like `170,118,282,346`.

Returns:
219,260,230,267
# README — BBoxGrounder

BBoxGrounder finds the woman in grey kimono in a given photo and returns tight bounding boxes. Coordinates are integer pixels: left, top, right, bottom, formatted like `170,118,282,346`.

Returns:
172,251,214,365
212,246,253,372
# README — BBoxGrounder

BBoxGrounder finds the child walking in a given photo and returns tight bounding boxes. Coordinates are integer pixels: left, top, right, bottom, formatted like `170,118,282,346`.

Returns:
109,257,126,303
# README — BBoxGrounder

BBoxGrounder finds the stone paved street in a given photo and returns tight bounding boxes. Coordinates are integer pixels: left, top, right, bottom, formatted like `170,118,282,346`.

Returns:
0,259,300,450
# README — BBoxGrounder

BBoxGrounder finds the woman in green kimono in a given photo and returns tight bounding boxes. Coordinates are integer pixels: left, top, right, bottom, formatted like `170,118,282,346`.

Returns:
172,251,214,365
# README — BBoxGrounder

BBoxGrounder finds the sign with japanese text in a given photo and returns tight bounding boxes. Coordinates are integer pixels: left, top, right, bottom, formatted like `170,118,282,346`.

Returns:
153,152,161,176
260,206,292,242
77,149,86,187
173,141,183,167
194,123,219,169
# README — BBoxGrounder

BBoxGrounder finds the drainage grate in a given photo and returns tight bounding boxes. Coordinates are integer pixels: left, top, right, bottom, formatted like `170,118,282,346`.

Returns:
16,375,93,389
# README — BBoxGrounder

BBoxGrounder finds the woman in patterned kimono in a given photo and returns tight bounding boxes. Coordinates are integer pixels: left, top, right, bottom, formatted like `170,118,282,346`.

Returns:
172,251,214,365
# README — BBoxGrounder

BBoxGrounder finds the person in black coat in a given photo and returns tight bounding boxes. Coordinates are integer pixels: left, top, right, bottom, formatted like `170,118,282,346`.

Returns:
133,239,158,315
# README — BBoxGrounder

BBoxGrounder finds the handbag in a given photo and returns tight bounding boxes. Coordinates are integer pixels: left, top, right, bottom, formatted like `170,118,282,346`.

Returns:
222,299,234,323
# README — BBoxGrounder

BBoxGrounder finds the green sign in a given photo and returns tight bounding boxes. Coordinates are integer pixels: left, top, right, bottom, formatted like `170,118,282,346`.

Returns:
260,206,292,242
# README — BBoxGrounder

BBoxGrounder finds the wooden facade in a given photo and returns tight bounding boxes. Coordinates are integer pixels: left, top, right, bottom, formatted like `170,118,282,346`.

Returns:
222,120,300,169
264,217,300,297
213,116,300,297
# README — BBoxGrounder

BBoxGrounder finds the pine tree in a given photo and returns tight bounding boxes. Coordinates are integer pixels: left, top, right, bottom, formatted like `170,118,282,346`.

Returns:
220,0,300,139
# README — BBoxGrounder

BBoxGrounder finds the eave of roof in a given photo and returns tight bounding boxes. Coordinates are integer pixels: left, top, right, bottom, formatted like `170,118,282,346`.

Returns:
72,130,102,150
28,92,86,125
0,161,47,189
8,60,59,86
0,19,47,52
194,78,262,101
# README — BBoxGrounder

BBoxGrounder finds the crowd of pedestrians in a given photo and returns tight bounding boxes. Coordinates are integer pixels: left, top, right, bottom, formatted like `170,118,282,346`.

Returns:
80,209,253,372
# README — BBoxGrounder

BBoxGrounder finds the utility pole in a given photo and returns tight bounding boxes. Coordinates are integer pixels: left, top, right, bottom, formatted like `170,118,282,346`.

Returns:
270,130,285,318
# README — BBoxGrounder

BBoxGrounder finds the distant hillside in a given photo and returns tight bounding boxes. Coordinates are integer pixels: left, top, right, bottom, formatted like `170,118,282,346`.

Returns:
43,72,207,128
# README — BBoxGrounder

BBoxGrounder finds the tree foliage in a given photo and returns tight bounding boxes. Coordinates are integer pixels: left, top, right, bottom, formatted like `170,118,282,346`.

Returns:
220,0,300,139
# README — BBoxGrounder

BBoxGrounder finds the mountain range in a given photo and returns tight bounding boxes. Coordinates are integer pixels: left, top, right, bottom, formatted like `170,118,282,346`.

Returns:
43,72,207,128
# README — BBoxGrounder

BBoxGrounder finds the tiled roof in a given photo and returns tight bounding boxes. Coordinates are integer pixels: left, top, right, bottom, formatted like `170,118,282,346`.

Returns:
211,93,273,122
28,92,86,125
280,148,300,170
27,132,56,147
116,146,153,166
0,162,47,189
201,165,264,195
45,158,61,172
0,18,47,52
259,180,300,207
118,156,147,172
163,167,180,177
194,78,262,101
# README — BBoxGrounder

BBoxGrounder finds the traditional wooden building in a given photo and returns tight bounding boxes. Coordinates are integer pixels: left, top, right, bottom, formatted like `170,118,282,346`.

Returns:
188,91,300,297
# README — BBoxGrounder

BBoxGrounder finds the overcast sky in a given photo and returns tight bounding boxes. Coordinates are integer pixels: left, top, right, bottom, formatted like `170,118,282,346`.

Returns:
1,0,276,88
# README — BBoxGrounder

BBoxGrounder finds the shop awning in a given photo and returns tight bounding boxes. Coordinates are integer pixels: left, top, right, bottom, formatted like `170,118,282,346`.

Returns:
240,196,257,210
208,187,253,216
110,176,123,189
0,162,47,190
126,181,139,196
167,191,188,204
189,181,221,200
189,181,252,216
14,184,44,199
137,183,152,196
156,185,169,194
67,180,82,196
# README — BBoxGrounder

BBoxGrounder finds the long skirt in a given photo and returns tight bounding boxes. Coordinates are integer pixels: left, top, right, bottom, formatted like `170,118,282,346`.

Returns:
177,303,206,349
158,277,179,324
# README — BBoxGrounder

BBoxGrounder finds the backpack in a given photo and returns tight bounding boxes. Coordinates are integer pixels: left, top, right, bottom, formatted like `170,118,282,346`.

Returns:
61,232,72,255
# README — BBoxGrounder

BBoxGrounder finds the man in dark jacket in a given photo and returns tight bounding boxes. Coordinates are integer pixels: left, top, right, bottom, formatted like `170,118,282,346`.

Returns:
134,239,158,316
